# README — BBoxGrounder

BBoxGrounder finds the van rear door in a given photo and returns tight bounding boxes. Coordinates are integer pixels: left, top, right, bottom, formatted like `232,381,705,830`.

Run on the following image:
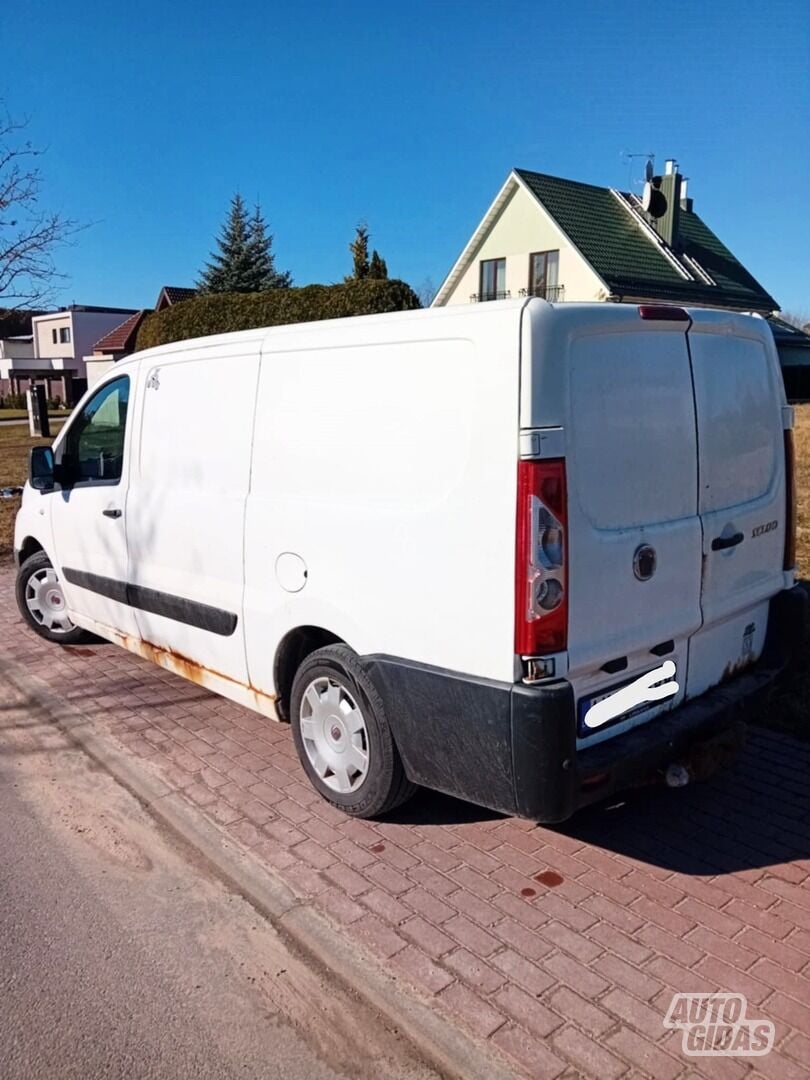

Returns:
553,307,704,746
683,311,788,698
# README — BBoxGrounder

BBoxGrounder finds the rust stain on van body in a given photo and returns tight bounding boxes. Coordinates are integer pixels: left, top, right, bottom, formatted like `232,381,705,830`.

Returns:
720,652,757,683
114,631,279,718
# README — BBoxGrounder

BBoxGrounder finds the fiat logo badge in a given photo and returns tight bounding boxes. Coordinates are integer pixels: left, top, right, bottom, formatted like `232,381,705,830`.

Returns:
633,544,657,581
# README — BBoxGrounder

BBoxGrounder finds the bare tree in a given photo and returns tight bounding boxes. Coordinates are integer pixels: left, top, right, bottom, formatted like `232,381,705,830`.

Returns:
779,310,810,332
415,276,437,308
0,105,82,309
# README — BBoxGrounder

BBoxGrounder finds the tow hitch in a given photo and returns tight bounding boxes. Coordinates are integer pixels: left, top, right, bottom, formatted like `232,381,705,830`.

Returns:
663,721,747,788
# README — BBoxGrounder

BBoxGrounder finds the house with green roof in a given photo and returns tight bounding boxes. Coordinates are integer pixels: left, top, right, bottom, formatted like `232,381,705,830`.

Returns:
432,160,779,315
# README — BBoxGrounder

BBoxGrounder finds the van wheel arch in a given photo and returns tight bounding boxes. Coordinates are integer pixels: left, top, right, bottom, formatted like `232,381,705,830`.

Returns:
274,626,344,720
18,537,44,565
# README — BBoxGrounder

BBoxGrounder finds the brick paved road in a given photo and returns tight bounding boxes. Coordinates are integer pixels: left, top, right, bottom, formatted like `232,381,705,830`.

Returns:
2,567,809,1079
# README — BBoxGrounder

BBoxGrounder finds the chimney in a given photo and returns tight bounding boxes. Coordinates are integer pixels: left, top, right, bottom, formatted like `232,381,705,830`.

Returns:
680,176,693,213
656,158,682,248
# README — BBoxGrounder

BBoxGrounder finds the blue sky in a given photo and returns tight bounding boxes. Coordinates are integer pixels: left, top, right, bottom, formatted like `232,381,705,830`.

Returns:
4,0,809,312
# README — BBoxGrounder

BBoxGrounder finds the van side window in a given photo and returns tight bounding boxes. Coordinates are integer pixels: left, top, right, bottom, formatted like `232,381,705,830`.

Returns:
63,375,130,484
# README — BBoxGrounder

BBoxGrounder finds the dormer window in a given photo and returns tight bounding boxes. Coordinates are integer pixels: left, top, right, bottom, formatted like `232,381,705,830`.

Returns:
529,251,560,299
479,258,506,301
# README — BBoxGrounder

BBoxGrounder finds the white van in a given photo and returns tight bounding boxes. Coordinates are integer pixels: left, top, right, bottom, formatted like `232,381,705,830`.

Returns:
14,300,805,821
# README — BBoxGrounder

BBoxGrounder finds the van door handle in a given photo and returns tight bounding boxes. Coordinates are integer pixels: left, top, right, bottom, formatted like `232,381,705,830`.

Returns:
102,508,122,519
711,531,744,551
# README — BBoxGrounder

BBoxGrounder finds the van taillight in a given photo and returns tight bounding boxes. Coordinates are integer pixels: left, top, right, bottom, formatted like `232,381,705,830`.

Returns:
784,429,797,572
515,458,568,654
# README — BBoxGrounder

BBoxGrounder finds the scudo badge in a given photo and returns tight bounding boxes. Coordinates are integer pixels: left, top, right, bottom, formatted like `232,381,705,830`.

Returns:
751,520,778,538
633,544,657,581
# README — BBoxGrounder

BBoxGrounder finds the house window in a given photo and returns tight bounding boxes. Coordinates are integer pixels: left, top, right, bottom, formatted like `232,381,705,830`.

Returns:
479,258,506,301
51,328,58,344
529,251,560,299
59,327,71,344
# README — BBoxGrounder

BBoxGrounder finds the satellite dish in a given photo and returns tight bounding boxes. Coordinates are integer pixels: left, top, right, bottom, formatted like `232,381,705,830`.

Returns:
645,158,654,182
642,181,667,218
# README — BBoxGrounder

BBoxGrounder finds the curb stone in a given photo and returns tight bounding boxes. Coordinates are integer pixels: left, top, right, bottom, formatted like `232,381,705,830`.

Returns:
1,656,519,1080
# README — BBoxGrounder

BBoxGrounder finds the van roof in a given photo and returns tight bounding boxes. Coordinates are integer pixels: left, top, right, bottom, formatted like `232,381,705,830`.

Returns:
120,299,774,369
124,297,533,365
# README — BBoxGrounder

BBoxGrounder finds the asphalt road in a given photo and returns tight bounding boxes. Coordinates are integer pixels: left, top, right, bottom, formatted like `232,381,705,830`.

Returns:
0,687,436,1080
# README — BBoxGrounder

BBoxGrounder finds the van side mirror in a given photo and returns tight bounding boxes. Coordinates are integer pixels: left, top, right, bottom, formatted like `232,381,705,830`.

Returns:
29,446,55,491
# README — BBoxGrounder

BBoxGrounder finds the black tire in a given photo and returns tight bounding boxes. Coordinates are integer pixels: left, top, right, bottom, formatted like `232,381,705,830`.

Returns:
15,551,94,645
290,644,417,818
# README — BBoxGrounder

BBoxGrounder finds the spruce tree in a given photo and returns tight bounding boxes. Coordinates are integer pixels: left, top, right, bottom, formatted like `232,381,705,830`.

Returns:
246,205,292,290
198,194,291,293
198,194,252,293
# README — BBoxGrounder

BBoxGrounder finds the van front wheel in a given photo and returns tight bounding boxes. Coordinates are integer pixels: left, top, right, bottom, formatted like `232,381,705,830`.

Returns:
290,645,416,818
15,551,93,645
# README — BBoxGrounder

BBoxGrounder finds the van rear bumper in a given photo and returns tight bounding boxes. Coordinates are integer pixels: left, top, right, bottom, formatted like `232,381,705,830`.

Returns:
365,585,806,823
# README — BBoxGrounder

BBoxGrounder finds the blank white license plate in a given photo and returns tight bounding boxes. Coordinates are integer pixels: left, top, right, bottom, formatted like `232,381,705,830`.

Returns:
577,662,678,737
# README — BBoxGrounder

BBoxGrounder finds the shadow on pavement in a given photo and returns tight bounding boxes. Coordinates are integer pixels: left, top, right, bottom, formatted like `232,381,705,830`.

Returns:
386,786,505,826
557,730,810,875
387,729,810,877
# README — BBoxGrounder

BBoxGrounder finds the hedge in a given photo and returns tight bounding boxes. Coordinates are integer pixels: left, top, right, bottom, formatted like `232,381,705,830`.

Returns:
135,279,422,351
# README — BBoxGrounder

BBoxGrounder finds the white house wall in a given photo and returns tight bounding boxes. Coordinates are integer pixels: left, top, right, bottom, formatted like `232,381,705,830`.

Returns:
33,311,134,379
33,314,73,360
439,183,605,306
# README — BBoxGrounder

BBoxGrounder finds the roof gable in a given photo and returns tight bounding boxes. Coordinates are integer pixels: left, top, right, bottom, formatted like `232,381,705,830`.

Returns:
432,173,604,306
514,168,777,311
155,286,197,311
433,175,522,305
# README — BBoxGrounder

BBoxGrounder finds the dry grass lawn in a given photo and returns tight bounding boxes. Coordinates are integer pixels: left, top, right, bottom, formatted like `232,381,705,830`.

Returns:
0,424,64,564
795,403,810,566
769,404,810,738
0,410,69,421
0,406,808,735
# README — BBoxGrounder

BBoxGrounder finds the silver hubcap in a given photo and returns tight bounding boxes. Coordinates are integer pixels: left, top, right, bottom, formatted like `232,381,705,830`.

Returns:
25,567,75,634
300,676,369,794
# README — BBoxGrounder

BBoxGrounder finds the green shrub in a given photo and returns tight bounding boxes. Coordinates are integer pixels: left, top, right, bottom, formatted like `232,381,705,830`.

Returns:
135,279,422,352
1,393,27,410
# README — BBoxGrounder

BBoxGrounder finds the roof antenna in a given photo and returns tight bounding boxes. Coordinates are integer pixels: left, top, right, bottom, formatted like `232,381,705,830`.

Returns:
620,150,655,192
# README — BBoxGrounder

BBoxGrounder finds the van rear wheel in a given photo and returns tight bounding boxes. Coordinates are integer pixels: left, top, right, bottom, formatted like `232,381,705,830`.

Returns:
290,645,417,818
15,551,93,645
